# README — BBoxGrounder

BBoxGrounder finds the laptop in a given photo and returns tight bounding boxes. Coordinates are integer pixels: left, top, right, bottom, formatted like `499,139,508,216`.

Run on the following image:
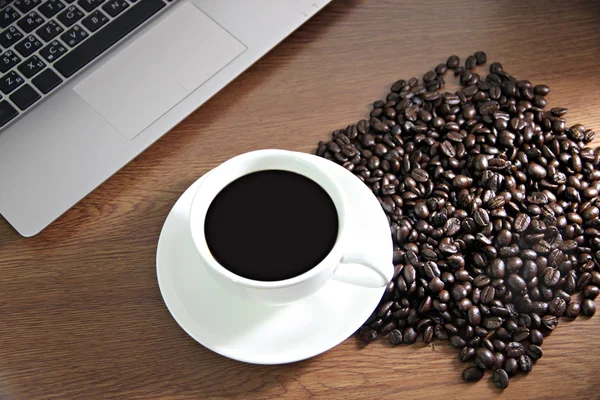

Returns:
0,0,332,237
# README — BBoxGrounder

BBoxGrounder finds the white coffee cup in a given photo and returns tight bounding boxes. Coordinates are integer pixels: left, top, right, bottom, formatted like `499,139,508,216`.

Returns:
189,149,394,306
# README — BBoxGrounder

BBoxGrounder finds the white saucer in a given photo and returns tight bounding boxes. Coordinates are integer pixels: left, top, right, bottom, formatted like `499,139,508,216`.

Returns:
156,153,392,364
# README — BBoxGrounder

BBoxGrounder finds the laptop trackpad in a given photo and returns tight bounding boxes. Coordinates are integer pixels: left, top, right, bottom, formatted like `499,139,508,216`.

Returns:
74,3,246,140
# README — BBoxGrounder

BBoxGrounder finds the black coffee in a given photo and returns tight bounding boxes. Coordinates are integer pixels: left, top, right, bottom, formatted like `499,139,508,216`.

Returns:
204,170,339,281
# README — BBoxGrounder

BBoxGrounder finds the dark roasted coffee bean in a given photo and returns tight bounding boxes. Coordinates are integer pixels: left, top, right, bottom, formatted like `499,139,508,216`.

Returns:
492,339,506,353
483,317,503,330
534,84,550,96
519,355,533,373
493,368,509,389
459,346,476,362
389,329,403,345
581,299,596,317
474,51,487,65
577,272,592,291
462,366,484,382
505,342,525,358
548,297,567,317
358,327,378,342
527,344,543,361
506,274,527,296
475,347,496,369
565,302,581,318
513,326,530,342
403,327,418,344
583,285,599,299
514,213,531,233
449,335,467,349
542,315,558,330
530,329,544,345
447,55,460,69
411,168,429,183
465,55,476,69
504,358,519,377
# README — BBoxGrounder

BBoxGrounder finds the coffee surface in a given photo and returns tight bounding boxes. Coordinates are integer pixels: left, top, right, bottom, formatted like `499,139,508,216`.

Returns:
205,170,339,281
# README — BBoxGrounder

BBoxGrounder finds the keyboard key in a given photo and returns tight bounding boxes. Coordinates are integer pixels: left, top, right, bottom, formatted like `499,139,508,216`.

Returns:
17,54,45,78
0,6,19,29
10,83,40,110
31,67,61,93
81,9,107,32
36,20,63,42
101,0,127,17
56,5,83,27
0,70,24,94
39,39,66,62
0,50,21,73
55,0,165,78
0,26,23,48
17,11,45,33
14,34,42,57
0,100,18,127
0,0,16,9
38,0,66,18
77,0,103,12
60,24,87,47
13,0,41,13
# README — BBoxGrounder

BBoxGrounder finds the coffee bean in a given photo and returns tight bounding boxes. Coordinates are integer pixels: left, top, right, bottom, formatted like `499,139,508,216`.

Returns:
450,335,467,349
519,355,533,373
483,317,503,330
528,329,543,346
475,347,496,369
583,285,600,299
358,327,378,342
468,306,482,326
527,344,543,361
514,213,531,233
411,168,429,183
513,326,530,342
462,366,484,382
506,274,527,296
452,284,468,301
504,358,519,377
459,346,476,362
474,209,490,227
493,368,509,389
542,315,558,330
534,84,550,96
565,302,581,318
403,327,418,344
423,325,434,344
465,55,476,70
581,299,596,317
474,51,487,65
389,329,403,345
549,297,567,317
506,342,525,358
489,259,506,279
447,55,460,69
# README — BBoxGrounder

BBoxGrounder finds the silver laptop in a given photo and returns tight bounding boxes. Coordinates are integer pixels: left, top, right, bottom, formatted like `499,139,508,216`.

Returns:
0,0,331,237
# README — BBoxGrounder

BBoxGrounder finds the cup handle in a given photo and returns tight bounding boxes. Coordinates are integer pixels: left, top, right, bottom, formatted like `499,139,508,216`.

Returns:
333,250,394,288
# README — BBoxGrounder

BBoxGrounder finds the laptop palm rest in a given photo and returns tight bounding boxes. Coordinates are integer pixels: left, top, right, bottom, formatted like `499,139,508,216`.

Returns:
74,2,246,140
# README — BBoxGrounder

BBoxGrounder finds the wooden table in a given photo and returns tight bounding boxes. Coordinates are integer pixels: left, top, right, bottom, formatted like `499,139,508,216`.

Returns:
1,0,599,398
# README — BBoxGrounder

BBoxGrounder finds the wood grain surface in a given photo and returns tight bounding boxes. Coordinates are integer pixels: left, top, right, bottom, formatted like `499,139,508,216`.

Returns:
1,0,600,398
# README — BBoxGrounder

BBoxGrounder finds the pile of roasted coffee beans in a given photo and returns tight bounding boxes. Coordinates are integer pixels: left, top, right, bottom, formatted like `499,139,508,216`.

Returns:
316,52,599,389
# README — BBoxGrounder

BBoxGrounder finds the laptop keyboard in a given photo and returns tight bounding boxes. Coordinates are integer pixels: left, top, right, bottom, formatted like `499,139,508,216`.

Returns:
0,0,171,130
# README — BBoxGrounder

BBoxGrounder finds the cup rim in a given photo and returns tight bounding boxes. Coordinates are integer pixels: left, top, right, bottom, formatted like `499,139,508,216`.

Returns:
189,149,347,289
